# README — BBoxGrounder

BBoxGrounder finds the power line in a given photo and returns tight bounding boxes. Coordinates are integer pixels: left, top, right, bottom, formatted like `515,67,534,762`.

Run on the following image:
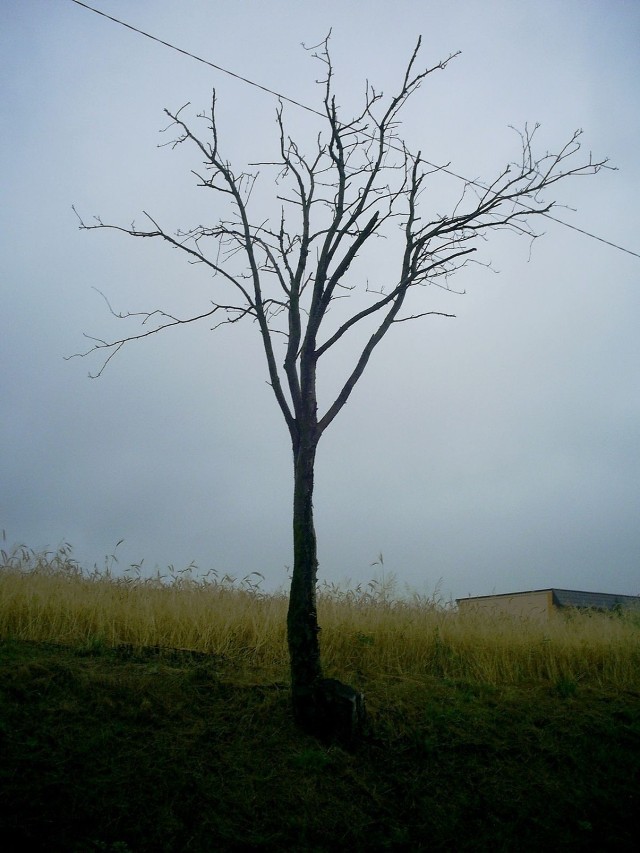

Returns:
68,0,320,116
69,0,640,261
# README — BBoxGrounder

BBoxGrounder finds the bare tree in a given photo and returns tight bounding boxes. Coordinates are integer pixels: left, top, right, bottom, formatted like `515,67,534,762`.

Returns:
71,36,608,738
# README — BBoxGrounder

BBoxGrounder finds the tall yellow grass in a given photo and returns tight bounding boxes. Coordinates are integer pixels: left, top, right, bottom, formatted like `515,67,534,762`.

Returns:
1,542,639,689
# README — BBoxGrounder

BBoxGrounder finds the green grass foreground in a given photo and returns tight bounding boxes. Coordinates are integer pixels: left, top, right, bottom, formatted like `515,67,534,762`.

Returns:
1,543,639,851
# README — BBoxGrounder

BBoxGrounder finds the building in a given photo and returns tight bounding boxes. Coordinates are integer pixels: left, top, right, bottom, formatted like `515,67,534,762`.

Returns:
456,588,640,622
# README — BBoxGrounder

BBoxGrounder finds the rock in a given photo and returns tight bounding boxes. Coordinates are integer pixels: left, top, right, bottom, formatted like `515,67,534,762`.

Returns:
293,677,366,745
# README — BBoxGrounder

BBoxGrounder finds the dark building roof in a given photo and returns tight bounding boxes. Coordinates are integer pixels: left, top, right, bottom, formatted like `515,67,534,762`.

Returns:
551,589,640,611
457,588,640,611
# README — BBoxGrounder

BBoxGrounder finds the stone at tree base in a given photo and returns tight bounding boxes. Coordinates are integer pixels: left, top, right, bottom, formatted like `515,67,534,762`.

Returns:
294,678,366,745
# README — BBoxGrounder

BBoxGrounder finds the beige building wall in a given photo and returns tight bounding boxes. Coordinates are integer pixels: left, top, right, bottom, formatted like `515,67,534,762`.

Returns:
457,590,554,622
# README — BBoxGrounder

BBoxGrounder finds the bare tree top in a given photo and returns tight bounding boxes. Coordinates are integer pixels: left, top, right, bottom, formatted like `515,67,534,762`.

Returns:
70,35,609,446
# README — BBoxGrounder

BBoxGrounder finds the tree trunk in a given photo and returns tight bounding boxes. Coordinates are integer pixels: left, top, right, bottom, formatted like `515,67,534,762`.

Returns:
287,436,367,743
287,437,323,725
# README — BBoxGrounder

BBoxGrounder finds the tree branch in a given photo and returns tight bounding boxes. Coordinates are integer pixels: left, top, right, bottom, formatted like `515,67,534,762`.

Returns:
73,36,608,454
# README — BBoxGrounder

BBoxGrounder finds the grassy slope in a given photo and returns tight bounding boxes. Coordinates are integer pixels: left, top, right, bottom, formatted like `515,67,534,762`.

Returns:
1,638,639,852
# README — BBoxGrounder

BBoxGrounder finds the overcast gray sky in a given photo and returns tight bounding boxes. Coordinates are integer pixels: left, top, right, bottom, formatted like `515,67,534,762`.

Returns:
2,0,639,600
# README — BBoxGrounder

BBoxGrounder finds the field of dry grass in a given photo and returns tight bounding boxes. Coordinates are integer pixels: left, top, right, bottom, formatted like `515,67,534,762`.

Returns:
2,540,638,691
2,540,640,851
